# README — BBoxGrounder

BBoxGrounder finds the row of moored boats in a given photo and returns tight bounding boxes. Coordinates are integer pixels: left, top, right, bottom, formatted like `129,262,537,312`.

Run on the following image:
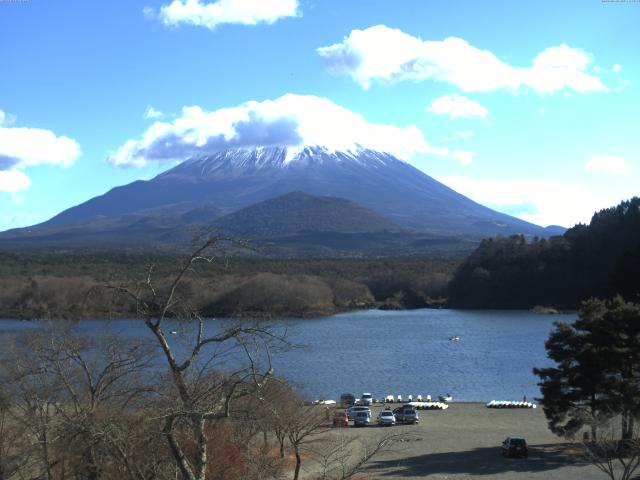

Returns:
486,400,537,409
384,394,452,403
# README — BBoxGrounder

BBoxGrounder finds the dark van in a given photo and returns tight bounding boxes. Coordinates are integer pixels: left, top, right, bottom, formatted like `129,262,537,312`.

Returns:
501,437,528,458
340,393,356,408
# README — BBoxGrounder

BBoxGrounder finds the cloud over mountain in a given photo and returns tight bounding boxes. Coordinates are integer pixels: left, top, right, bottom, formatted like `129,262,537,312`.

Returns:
155,0,299,30
585,154,631,175
317,25,608,94
450,150,476,167
427,94,488,119
436,175,633,228
108,94,449,167
0,112,81,193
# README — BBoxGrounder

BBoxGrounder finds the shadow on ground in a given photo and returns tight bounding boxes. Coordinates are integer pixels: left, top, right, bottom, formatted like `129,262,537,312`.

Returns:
370,443,588,477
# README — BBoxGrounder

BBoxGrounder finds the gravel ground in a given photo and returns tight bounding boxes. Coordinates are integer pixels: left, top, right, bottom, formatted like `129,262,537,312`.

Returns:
299,403,608,480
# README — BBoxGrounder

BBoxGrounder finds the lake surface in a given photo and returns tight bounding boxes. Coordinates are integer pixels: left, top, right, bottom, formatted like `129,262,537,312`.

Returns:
0,309,575,402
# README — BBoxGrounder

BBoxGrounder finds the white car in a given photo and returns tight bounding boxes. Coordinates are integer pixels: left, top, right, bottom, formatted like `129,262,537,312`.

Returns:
377,409,396,426
361,392,373,406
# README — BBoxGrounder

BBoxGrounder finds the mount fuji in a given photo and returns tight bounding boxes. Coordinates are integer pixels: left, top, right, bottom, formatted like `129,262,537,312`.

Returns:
0,146,562,252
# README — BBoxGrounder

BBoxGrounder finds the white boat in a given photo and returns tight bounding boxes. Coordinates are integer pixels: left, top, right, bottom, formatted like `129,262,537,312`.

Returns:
486,400,536,409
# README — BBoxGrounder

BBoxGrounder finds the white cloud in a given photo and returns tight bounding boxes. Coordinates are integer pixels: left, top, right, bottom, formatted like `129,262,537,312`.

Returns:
0,112,81,193
613,64,622,73
450,150,475,166
442,130,475,141
0,128,80,168
144,106,164,120
436,175,626,227
0,169,31,193
0,109,16,126
109,93,452,167
317,25,608,94
585,154,631,175
143,6,155,19
155,0,299,30
427,94,488,119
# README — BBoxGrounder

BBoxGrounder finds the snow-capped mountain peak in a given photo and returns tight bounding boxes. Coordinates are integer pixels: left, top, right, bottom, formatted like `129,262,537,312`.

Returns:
164,144,403,178
36,142,552,241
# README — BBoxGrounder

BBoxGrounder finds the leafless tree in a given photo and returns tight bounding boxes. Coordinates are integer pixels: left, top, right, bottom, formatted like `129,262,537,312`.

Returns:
2,334,65,480
0,237,292,480
0,386,33,480
255,380,302,459
284,403,330,480
582,415,640,480
3,325,166,480
106,237,290,480
307,430,411,480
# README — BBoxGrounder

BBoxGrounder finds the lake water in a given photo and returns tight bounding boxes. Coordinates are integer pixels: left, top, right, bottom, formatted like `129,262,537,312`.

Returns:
0,309,575,402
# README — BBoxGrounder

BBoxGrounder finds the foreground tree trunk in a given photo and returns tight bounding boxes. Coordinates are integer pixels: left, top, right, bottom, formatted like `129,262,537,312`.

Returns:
293,445,302,480
108,237,285,480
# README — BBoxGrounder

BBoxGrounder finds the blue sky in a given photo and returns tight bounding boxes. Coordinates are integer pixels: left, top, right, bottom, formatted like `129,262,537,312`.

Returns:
1,0,638,231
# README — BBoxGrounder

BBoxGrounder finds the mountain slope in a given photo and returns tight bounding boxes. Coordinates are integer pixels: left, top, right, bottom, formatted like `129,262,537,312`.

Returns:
213,191,401,238
2,146,558,246
0,191,471,256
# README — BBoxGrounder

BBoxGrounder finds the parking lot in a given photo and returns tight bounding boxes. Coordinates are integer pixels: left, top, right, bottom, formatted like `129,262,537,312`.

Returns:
304,403,609,480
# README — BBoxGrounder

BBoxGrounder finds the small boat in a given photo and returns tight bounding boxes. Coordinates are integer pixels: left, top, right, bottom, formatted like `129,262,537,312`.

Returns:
439,393,453,403
170,331,178,335
449,336,460,342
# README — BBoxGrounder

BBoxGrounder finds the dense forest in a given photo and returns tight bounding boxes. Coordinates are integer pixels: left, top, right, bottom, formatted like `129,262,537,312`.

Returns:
4,197,639,318
448,197,640,308
0,252,456,319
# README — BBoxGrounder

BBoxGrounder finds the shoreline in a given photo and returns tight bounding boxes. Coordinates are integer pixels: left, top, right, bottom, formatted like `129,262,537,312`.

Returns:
2,311,559,423
0,304,578,322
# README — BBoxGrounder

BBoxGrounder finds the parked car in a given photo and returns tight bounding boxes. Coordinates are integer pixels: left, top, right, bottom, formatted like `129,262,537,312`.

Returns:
361,392,373,406
332,409,349,427
353,411,371,427
347,405,372,420
377,409,396,426
340,393,356,408
501,436,528,458
393,406,419,424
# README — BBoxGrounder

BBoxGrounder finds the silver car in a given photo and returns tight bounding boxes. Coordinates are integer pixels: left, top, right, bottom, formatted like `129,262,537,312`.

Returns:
393,406,419,424
353,410,371,427
347,405,372,420
377,409,396,426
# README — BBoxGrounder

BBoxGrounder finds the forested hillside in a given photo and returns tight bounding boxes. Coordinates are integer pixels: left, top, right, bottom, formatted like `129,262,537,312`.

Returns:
0,253,455,319
448,197,640,308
